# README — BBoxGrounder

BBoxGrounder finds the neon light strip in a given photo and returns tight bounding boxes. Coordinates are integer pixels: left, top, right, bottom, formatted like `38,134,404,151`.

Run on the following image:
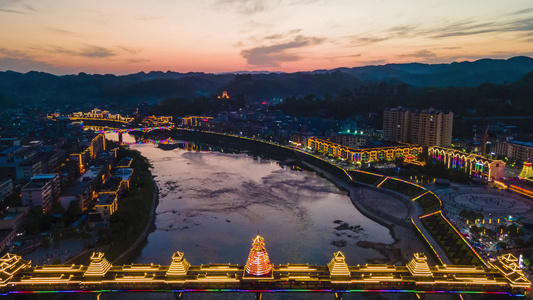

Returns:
5,289,523,296
410,218,444,265
493,180,507,188
412,191,429,201
353,170,384,177
427,191,443,208
385,177,427,191
376,177,388,187
289,148,353,182
97,126,175,134
439,212,488,267
509,185,533,199
419,211,442,219
119,138,174,146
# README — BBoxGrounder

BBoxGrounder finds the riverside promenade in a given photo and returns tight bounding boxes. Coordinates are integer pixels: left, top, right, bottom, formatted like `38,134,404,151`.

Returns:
300,161,451,265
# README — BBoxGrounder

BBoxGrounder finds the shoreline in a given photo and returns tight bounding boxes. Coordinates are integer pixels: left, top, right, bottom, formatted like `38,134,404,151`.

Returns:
299,160,435,265
66,148,160,265
119,131,432,265
111,177,159,264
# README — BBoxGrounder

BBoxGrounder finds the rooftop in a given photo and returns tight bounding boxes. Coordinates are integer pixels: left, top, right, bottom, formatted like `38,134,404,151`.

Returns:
96,194,115,206
117,157,132,167
510,140,533,147
62,181,91,196
22,179,51,190
115,168,133,180
1,212,22,221
31,174,59,180
0,146,23,155
100,177,122,193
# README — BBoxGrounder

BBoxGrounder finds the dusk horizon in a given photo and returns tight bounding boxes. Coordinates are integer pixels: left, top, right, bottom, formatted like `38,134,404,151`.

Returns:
2,55,532,76
2,0,533,75
2,1,533,298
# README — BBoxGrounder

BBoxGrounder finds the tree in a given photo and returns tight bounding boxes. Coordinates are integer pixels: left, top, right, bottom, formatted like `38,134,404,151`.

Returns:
65,200,82,218
41,237,50,248
51,202,64,215
82,231,93,248
52,228,62,246
497,242,507,251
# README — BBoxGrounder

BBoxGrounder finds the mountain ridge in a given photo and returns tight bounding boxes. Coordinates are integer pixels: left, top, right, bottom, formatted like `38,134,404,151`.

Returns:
1,56,532,108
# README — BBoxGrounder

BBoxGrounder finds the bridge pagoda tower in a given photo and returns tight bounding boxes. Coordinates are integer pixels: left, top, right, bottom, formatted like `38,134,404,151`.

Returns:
406,253,432,277
490,254,531,290
328,251,350,277
84,252,112,278
243,235,273,279
0,253,31,285
167,251,190,276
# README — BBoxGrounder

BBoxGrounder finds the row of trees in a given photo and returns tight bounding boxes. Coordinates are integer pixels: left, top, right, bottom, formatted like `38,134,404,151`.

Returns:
96,147,155,260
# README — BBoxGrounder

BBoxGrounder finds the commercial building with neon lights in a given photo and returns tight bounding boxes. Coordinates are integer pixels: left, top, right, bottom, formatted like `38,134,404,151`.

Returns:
308,137,422,163
428,146,505,181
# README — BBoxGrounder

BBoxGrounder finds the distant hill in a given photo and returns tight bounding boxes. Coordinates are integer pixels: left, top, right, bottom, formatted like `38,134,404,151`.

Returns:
1,56,532,109
321,56,533,87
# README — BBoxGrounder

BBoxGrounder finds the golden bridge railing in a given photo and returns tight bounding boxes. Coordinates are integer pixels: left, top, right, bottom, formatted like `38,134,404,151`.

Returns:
0,250,529,297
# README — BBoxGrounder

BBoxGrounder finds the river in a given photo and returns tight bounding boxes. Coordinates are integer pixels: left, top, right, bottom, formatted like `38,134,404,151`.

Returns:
106,133,396,300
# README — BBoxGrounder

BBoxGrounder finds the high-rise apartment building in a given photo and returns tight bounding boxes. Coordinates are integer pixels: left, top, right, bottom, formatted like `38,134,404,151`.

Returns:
383,106,453,147
383,106,411,143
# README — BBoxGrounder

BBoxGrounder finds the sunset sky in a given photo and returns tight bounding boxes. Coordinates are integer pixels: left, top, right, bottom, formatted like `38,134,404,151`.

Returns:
1,0,533,75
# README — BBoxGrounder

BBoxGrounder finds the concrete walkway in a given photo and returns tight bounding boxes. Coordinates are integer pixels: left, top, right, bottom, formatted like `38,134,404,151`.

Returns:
411,215,452,264
301,161,449,265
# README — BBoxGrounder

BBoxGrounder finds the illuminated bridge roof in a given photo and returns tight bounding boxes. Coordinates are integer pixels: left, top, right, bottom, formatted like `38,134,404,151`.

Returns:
0,239,529,297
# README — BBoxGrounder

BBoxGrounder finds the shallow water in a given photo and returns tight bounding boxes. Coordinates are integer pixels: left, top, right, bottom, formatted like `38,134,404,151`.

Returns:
104,134,396,300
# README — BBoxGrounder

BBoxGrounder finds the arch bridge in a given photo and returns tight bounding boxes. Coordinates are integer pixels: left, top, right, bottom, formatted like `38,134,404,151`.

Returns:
97,126,174,134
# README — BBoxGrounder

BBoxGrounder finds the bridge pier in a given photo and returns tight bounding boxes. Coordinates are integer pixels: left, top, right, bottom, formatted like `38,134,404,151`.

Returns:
334,292,343,300
255,292,262,300
118,132,123,143
174,292,183,299
96,292,103,300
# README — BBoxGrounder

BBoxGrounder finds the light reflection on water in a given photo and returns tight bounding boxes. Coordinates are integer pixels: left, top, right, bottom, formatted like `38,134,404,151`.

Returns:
104,133,396,300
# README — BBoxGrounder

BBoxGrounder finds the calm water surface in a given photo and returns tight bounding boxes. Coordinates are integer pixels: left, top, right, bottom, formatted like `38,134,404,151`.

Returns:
105,133,396,300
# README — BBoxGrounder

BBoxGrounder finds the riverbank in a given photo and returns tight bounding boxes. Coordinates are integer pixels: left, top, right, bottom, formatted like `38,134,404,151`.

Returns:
64,147,158,265
111,178,158,264
136,129,437,264
103,147,157,263
300,160,437,265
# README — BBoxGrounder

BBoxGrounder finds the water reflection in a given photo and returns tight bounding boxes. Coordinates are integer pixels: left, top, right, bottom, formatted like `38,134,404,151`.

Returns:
104,133,395,300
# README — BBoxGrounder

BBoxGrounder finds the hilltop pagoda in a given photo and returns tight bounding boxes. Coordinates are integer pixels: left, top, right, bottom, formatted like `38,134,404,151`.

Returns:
243,235,273,279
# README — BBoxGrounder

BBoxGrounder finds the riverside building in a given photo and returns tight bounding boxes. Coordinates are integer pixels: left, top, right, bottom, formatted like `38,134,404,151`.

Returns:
384,106,453,147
